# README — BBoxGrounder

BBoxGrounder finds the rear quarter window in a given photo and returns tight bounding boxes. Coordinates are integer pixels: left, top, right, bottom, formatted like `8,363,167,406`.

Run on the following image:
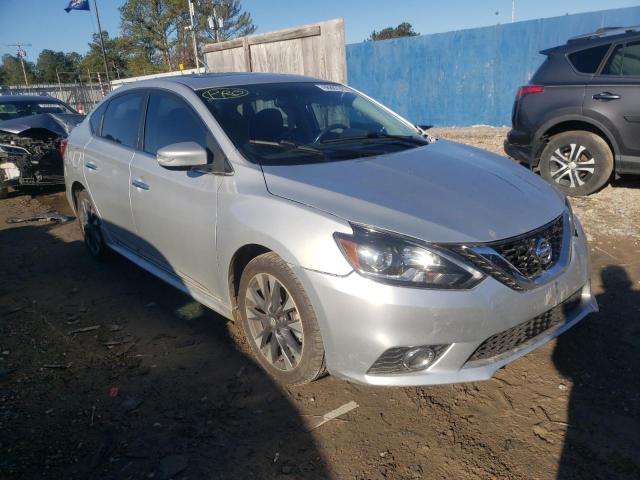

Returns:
568,44,611,73
89,102,107,135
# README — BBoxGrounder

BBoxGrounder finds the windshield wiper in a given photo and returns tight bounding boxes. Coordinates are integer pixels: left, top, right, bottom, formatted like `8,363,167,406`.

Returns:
249,139,325,156
320,133,428,145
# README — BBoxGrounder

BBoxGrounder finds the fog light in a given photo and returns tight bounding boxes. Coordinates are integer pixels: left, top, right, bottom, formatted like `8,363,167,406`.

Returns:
402,347,436,371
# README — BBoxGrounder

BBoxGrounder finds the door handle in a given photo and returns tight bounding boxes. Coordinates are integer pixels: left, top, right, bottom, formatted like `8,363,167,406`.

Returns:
84,161,98,170
132,178,150,190
592,92,621,101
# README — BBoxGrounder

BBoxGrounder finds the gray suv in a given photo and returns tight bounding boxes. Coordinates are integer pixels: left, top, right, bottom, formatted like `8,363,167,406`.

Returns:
505,26,640,196
64,73,595,386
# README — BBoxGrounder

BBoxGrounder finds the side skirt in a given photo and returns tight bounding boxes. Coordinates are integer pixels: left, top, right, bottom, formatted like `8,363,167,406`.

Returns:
107,241,233,321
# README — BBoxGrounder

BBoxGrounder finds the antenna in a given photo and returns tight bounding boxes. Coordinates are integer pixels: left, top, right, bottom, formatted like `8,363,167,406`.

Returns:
8,42,32,88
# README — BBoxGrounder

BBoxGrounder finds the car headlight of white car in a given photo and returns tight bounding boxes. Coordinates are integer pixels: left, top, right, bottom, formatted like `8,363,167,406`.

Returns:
335,225,485,289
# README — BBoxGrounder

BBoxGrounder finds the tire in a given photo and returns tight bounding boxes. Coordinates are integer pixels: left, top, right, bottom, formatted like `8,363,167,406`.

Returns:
75,189,110,260
238,252,326,385
539,130,613,196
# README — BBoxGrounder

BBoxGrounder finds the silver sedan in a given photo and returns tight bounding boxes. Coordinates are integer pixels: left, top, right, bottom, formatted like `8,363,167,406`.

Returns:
63,73,596,386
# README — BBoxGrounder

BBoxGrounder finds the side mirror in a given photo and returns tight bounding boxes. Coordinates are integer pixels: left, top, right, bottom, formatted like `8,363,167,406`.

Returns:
157,141,207,169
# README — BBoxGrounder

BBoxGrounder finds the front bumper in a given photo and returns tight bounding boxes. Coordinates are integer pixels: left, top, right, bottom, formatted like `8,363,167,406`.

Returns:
294,220,595,386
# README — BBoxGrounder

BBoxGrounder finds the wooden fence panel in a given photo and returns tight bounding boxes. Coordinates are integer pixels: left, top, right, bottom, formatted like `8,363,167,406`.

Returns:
203,18,346,83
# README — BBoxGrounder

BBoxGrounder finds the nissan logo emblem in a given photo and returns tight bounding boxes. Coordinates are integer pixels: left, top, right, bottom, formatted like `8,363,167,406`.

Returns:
535,238,553,265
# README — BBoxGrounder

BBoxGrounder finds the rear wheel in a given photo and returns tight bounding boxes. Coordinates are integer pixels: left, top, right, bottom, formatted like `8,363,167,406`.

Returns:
75,189,109,260
238,252,326,385
539,131,613,196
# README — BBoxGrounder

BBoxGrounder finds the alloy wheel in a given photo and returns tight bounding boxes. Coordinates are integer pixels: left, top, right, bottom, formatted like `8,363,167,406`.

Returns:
549,143,596,189
78,196,101,255
244,273,304,371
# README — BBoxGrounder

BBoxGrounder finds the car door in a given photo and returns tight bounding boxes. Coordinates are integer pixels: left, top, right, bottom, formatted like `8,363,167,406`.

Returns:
584,40,640,161
129,89,223,296
82,91,144,247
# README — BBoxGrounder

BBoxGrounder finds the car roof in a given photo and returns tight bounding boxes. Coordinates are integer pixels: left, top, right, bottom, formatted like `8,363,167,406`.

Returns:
117,72,329,91
0,95,63,103
541,29,640,55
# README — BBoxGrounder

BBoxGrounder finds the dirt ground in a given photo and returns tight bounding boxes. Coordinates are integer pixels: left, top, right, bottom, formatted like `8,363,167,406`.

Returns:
1,128,639,480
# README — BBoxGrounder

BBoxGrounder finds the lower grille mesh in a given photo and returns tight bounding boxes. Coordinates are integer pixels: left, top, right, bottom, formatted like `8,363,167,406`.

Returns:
466,289,583,364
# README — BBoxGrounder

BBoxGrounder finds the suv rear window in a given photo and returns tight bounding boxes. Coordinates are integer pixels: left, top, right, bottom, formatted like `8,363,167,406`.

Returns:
602,41,640,76
568,44,610,73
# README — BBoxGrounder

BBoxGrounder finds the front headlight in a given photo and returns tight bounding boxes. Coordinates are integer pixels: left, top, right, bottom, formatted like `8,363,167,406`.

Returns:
334,225,485,289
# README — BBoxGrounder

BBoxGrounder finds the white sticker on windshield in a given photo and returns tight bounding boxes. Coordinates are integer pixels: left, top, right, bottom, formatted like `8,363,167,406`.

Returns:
201,88,249,101
315,84,351,92
38,104,62,108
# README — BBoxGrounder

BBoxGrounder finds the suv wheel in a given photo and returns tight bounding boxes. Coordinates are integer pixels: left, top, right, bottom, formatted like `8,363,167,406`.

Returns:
75,190,109,260
238,252,326,385
539,131,613,196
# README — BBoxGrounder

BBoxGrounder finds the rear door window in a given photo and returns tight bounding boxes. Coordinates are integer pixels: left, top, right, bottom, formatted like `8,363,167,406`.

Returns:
602,41,640,76
101,92,145,148
568,44,610,73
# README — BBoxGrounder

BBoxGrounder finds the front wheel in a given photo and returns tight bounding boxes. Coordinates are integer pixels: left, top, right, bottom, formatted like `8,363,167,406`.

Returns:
75,189,110,260
238,252,326,385
539,131,613,196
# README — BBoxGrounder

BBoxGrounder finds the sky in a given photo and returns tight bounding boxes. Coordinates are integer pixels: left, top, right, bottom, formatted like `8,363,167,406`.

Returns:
0,0,638,60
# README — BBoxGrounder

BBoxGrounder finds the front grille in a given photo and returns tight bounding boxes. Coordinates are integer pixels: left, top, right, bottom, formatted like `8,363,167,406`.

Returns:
493,215,563,279
452,214,565,290
465,289,583,365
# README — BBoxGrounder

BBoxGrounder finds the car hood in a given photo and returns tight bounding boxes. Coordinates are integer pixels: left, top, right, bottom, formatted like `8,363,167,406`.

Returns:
261,140,566,243
0,113,84,138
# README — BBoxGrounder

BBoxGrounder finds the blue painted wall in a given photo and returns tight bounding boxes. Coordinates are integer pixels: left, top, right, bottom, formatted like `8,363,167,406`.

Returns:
346,7,640,127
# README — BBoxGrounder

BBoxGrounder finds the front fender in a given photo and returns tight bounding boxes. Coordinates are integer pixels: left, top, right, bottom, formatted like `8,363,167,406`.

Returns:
216,164,354,279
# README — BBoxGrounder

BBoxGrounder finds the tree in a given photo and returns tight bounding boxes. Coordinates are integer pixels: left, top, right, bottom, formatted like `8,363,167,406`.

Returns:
0,54,37,86
79,31,129,81
367,22,419,41
36,50,82,83
119,0,256,72
119,0,184,71
196,0,256,42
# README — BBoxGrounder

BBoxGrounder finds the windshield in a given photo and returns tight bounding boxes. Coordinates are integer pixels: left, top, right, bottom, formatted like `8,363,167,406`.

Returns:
0,100,76,121
197,82,428,165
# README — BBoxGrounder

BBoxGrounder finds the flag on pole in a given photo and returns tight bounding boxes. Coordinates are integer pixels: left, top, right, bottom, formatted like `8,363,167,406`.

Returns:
64,0,90,13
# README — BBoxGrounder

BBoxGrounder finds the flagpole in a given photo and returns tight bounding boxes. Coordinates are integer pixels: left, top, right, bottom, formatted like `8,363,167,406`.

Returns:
92,0,111,88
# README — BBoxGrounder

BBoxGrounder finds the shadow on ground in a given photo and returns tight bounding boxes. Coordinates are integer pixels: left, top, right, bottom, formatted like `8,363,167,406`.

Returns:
554,265,640,480
0,220,329,479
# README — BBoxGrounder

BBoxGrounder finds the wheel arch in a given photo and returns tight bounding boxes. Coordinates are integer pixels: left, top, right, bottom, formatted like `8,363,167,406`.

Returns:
70,181,86,212
227,243,272,321
536,116,618,162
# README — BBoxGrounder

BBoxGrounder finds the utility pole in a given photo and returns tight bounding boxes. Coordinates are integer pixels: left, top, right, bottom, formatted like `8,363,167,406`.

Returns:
91,0,111,88
512,0,516,23
8,42,32,88
187,0,200,69
208,7,223,43
56,67,63,94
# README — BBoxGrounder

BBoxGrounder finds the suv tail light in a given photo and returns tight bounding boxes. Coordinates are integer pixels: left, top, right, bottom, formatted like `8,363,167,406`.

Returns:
60,139,68,159
516,85,544,98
